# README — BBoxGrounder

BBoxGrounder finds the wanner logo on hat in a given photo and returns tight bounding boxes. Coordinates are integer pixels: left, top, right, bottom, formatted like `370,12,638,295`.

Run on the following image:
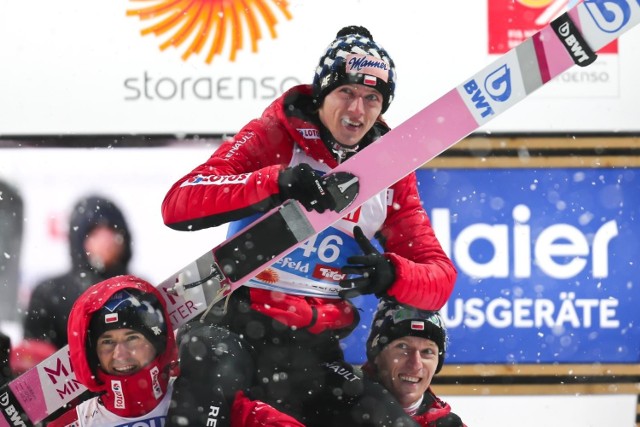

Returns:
346,54,389,82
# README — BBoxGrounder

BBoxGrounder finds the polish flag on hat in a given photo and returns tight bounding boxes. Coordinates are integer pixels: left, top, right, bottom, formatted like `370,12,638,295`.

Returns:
410,320,425,331
363,75,377,86
105,313,119,324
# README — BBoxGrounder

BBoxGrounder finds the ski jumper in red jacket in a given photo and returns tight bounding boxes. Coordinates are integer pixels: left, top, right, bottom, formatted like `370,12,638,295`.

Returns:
162,26,457,427
48,276,303,427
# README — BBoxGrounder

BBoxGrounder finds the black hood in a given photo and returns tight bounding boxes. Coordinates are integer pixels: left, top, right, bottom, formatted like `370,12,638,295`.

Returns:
68,195,132,276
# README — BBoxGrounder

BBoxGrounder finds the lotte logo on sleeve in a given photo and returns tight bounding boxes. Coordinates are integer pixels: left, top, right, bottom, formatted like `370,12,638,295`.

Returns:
126,0,293,64
487,0,618,54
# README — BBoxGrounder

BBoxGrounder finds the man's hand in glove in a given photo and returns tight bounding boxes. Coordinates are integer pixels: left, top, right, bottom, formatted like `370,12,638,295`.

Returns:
339,226,396,298
278,164,339,213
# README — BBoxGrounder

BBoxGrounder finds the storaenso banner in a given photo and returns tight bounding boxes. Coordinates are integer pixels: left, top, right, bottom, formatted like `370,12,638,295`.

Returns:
1,0,640,134
342,168,639,365
123,72,301,101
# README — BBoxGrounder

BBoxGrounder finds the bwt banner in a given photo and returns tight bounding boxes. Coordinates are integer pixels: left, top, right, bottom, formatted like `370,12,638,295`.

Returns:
343,167,640,365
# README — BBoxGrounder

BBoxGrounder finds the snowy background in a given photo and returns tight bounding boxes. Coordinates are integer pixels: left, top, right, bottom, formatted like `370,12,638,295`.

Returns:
1,0,640,425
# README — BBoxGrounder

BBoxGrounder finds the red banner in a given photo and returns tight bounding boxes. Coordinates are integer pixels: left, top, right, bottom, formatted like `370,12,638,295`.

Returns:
487,0,617,54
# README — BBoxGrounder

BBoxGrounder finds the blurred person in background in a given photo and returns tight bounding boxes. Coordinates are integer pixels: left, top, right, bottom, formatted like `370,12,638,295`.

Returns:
0,331,11,385
14,195,134,374
0,179,24,323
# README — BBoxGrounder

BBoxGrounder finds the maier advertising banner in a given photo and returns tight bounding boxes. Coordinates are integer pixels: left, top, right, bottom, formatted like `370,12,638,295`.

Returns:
343,167,640,365
1,147,638,364
1,0,640,135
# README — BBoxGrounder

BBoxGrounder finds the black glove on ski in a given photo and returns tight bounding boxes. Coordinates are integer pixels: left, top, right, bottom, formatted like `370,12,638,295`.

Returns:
278,163,337,213
339,226,396,299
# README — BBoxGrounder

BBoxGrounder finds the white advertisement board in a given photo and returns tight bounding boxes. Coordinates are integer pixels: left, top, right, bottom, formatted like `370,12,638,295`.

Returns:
0,146,228,302
1,0,639,135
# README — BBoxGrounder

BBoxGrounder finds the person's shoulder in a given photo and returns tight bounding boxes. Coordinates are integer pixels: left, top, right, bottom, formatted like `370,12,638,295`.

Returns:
419,390,465,426
29,275,64,297
30,271,81,296
47,405,80,427
277,84,316,121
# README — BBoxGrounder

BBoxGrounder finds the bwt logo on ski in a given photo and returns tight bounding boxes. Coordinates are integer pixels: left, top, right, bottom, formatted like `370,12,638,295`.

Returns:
0,392,27,427
556,21,596,64
463,64,512,118
584,0,634,33
551,15,597,67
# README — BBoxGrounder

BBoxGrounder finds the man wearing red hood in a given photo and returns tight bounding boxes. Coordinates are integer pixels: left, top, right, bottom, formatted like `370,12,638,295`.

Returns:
49,275,303,427
49,275,180,426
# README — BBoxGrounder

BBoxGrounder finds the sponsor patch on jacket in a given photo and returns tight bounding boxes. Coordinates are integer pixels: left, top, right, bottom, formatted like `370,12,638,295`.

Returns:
112,380,125,409
297,128,321,140
180,173,251,187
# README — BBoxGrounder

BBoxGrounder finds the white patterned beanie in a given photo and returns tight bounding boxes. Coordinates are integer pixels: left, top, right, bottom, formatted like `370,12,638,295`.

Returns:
313,25,396,113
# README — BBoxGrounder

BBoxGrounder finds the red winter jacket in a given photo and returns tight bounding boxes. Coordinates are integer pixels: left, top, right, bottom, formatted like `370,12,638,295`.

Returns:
51,276,301,427
162,84,456,313
49,276,180,426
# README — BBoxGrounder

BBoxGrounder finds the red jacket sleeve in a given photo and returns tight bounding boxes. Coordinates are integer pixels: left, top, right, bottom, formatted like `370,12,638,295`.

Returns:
47,407,79,427
230,391,304,427
161,118,294,231
378,172,457,310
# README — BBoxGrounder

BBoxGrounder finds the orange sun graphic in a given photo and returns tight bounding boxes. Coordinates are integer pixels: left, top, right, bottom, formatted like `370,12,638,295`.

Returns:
126,0,292,64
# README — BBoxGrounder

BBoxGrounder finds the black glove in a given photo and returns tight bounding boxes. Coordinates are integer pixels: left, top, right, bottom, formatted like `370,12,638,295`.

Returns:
278,163,339,213
434,413,464,427
339,226,395,298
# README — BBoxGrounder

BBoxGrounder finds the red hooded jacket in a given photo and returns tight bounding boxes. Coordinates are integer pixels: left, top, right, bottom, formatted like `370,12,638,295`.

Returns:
50,276,305,427
49,276,179,426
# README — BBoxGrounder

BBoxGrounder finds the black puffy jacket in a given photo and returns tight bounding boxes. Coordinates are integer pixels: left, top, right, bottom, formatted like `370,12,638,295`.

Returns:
22,195,133,349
